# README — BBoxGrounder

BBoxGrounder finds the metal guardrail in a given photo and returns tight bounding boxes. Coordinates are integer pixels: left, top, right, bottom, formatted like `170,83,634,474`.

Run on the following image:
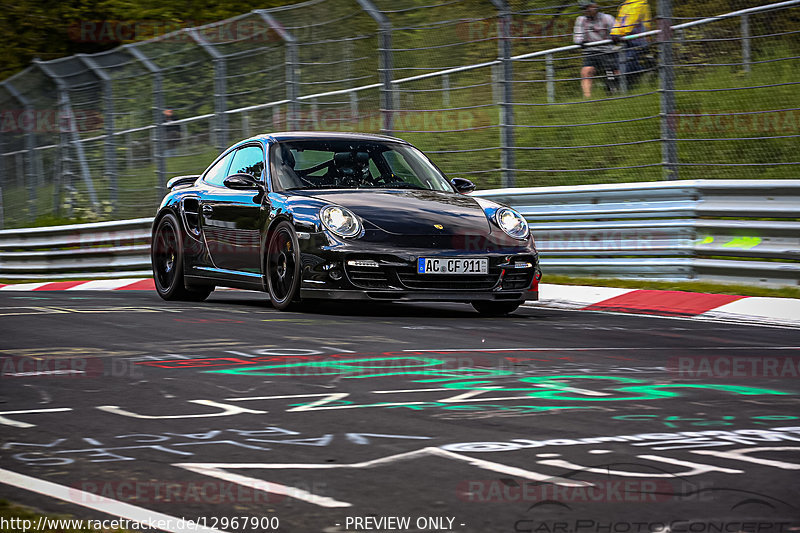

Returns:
0,217,153,279
475,179,800,285
1,180,798,285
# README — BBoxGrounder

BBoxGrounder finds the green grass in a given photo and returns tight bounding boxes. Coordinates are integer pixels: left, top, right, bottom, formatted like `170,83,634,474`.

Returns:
543,274,800,299
0,500,131,533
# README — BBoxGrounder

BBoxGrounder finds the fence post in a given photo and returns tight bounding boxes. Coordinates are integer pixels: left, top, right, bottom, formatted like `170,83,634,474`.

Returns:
311,98,319,130
490,0,516,188
188,29,228,150
741,14,751,74
125,112,134,170
2,81,37,222
256,12,299,130
77,54,117,215
242,112,251,138
0,131,4,228
357,0,394,134
125,45,167,199
350,92,359,125
657,0,678,181
0,132,4,196
35,60,100,211
545,53,555,103
15,153,23,188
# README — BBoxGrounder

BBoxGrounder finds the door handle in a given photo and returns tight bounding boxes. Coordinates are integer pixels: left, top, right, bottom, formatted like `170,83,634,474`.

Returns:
201,204,213,216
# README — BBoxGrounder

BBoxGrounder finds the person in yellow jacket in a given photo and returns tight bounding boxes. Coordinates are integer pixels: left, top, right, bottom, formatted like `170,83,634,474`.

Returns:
611,0,653,44
610,0,654,87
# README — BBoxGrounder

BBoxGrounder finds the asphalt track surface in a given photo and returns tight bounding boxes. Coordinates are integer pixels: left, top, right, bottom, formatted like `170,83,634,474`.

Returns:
1,290,799,533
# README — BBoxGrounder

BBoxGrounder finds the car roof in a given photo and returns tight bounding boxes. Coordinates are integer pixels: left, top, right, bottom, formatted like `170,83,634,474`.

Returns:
246,131,411,145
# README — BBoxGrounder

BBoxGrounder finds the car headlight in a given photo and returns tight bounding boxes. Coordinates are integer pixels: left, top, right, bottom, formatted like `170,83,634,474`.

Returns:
494,208,530,240
320,205,361,238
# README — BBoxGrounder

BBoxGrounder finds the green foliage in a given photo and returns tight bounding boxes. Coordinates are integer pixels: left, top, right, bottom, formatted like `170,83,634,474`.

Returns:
0,0,299,79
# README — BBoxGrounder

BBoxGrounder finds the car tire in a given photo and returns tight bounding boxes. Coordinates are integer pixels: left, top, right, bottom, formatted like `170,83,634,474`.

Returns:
152,213,213,302
471,301,521,316
265,221,302,311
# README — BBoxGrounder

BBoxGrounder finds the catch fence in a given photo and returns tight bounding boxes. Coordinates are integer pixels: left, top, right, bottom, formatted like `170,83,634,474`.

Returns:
0,0,798,229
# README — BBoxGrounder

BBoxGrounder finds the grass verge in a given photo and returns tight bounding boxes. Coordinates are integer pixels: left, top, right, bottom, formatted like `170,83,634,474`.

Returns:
0,500,130,533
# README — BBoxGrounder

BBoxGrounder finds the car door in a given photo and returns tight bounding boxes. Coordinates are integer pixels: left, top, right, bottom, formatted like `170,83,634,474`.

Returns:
200,144,266,273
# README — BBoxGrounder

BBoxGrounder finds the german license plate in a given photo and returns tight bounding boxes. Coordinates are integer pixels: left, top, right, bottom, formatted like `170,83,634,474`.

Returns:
417,257,488,275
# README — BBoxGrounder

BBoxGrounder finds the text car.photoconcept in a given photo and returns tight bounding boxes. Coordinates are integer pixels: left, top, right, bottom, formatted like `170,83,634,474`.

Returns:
151,132,540,315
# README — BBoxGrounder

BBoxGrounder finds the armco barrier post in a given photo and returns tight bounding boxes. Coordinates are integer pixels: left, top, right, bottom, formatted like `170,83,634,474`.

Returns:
658,0,678,180
490,0,516,188
125,45,167,200
357,0,394,134
77,54,118,214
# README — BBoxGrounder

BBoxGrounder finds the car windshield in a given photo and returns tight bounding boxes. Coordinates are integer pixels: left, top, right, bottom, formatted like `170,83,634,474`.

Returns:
270,140,454,192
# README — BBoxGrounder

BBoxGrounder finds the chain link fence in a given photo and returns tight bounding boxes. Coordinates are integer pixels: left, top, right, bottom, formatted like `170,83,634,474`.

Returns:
0,0,798,229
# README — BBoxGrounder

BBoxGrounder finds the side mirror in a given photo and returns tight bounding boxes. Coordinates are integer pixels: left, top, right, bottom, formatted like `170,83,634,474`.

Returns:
451,177,476,194
224,173,264,191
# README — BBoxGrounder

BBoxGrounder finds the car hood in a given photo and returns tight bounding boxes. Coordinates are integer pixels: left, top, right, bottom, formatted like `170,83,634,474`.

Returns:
293,189,492,235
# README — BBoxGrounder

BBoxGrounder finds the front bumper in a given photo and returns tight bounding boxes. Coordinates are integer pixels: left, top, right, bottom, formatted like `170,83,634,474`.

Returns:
298,234,540,303
299,287,539,302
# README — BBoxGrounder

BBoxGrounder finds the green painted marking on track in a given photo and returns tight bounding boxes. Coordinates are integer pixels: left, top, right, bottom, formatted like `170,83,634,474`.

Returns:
436,375,790,401
208,357,791,401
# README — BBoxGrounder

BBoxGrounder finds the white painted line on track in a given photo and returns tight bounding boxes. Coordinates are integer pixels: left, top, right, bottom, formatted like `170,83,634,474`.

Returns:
176,464,352,508
0,468,229,533
175,447,590,509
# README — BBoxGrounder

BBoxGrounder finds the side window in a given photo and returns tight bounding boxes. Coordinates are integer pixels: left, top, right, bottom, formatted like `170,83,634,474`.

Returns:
229,145,265,179
203,151,234,187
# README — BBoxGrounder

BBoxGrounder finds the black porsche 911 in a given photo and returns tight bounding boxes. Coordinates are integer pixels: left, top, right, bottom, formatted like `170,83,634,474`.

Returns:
151,132,540,315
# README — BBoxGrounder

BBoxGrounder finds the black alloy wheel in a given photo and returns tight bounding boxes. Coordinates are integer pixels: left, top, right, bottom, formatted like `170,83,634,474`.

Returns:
152,213,212,301
266,221,302,311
